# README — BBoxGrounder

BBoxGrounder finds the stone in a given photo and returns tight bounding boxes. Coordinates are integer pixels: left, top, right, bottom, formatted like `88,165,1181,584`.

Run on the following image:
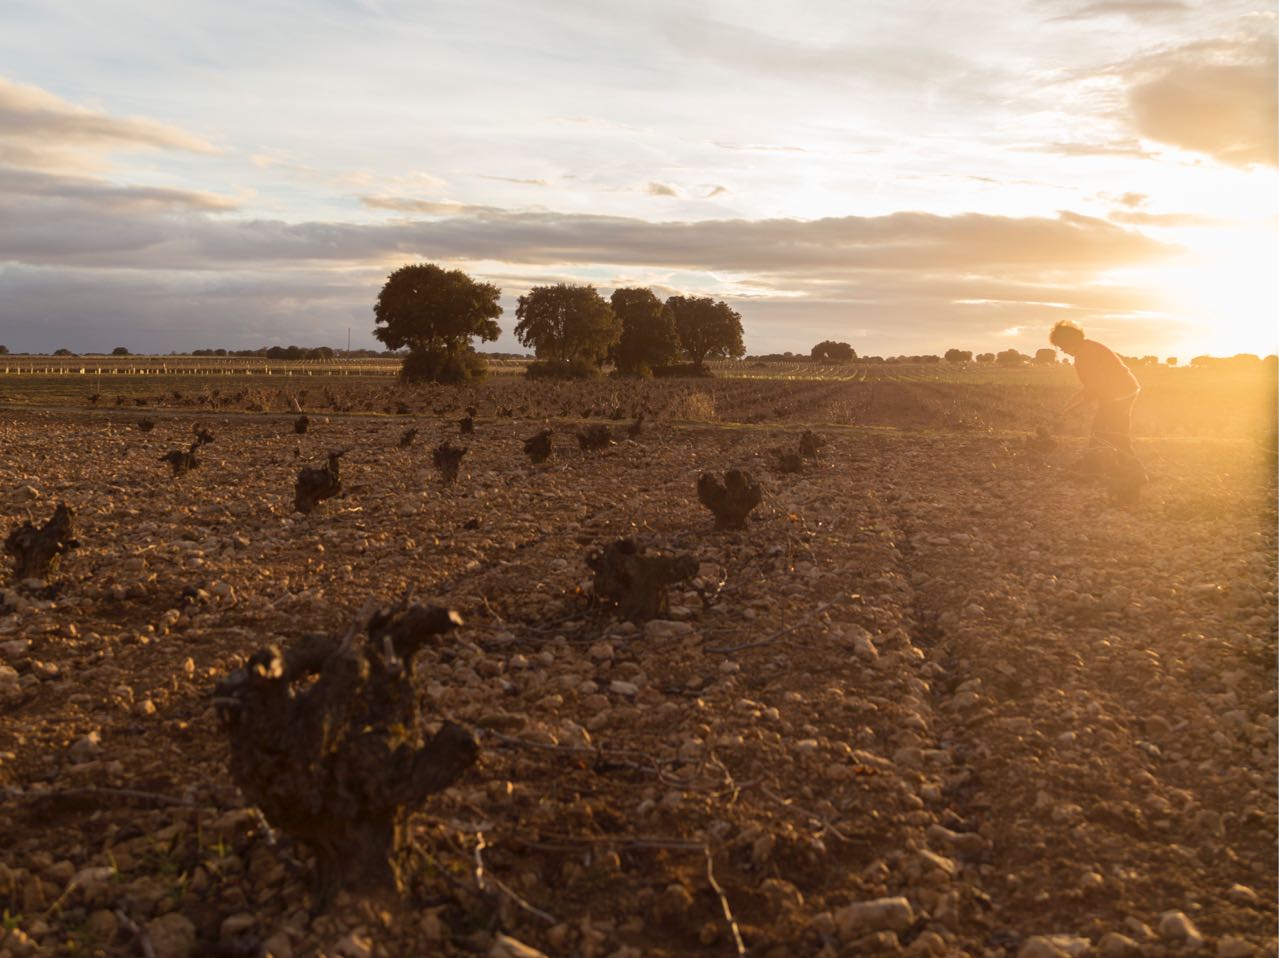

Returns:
334,929,373,958
834,897,915,939
68,731,102,765
220,912,257,943
146,913,197,958
1217,938,1255,958
1018,937,1071,958
83,909,119,943
1098,932,1142,958
1225,884,1260,907
0,664,21,704
1158,911,1203,949
490,934,552,958
263,931,294,958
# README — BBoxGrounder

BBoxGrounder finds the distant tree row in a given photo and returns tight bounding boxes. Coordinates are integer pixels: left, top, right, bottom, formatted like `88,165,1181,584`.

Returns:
373,263,745,383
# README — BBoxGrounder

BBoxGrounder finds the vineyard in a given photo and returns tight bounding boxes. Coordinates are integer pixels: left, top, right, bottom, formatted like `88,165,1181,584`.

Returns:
0,364,1274,958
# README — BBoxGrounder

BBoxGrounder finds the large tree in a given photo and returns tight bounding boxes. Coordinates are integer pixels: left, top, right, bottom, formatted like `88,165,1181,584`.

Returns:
610,287,679,374
811,340,856,362
666,296,745,369
515,284,619,365
373,264,502,381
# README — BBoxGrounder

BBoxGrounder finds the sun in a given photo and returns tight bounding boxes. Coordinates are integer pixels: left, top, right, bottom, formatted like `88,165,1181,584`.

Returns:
1140,226,1279,358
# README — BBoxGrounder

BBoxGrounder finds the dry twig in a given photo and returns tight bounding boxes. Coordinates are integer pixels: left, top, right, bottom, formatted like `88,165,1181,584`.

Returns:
705,846,746,957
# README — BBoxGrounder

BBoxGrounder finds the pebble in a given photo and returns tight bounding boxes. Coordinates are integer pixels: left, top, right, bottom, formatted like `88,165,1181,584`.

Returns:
1098,932,1142,958
0,664,22,703
1217,937,1255,958
490,935,551,958
146,913,197,958
833,897,914,938
1018,937,1071,958
68,731,102,765
1158,911,1204,949
1225,883,1260,906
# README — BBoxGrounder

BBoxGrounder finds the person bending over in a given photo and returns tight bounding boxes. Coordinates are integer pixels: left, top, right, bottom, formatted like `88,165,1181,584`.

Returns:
1049,320,1140,457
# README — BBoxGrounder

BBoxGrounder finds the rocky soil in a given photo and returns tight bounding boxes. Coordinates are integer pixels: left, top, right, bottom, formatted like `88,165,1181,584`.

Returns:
0,396,1274,958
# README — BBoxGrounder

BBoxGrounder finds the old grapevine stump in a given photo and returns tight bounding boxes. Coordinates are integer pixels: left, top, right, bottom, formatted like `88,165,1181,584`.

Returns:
698,469,762,530
588,538,698,622
524,429,552,464
627,415,644,439
799,430,824,460
458,414,474,436
577,424,614,452
160,443,201,477
294,415,310,435
5,503,78,581
295,450,345,513
432,441,467,484
398,427,418,449
214,600,477,907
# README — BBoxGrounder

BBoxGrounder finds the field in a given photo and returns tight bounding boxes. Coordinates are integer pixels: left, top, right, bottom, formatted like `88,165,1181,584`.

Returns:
0,360,1275,958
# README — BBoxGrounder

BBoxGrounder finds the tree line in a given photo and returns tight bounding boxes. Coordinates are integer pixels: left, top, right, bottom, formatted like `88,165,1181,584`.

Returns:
372,263,745,383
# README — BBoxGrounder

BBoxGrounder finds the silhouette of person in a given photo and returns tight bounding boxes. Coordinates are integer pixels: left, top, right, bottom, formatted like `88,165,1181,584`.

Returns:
1049,320,1140,457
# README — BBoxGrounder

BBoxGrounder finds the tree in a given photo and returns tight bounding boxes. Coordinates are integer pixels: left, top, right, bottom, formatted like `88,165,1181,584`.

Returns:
610,288,679,374
0,345,8,356
1166,356,1178,366
975,352,995,363
515,284,619,366
811,341,856,362
997,349,1026,365
1033,348,1057,364
373,263,502,382
112,346,131,356
53,348,75,356
944,348,972,363
666,296,745,369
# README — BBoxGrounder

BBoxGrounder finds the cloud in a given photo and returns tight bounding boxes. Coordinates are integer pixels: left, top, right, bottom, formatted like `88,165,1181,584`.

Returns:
705,185,730,198
0,167,238,212
0,75,219,171
359,195,499,216
645,181,679,197
1043,0,1189,22
1107,210,1224,226
0,196,1176,276
478,175,549,187
711,141,807,153
1030,139,1153,159
1125,29,1278,167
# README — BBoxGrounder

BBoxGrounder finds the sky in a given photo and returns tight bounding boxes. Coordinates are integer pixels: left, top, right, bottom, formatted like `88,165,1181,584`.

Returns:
0,0,1275,358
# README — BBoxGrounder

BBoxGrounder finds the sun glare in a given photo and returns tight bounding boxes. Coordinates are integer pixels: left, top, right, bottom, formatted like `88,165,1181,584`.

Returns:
1139,228,1279,358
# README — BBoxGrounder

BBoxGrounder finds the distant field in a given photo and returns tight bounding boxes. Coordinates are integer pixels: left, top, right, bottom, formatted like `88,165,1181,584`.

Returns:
0,356,1272,440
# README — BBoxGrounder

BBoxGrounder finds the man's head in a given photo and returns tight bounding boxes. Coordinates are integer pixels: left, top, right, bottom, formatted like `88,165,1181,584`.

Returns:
1049,320,1085,356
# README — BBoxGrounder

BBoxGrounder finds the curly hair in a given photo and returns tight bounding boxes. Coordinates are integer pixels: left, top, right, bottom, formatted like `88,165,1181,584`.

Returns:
1049,320,1085,348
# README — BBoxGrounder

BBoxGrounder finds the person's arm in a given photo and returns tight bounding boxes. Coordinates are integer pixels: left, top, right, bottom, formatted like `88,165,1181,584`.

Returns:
1060,387,1093,417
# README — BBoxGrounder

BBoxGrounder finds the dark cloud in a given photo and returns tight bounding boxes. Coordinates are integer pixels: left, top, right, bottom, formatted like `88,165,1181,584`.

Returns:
1126,30,1277,167
0,167,237,212
0,188,1182,353
0,195,1175,275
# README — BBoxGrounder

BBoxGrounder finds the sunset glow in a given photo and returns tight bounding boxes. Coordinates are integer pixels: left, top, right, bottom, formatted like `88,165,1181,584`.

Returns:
0,1,1275,357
